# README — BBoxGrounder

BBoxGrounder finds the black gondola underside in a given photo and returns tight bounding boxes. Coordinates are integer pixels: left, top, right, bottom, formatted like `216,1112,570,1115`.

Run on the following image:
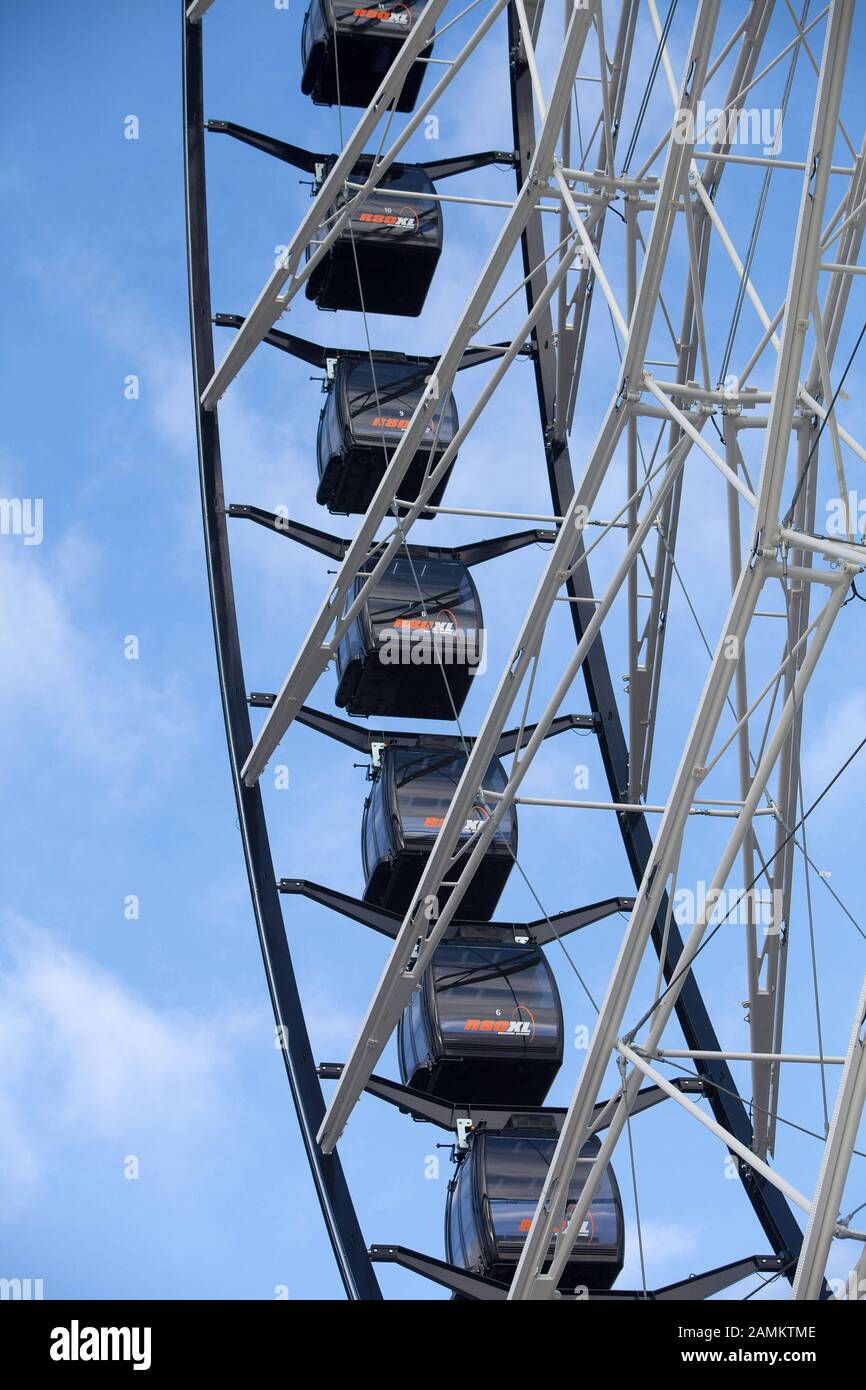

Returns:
305,159,442,316
301,0,433,113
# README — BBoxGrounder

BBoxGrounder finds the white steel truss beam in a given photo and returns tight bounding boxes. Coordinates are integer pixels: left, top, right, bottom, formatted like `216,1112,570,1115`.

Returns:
692,164,866,468
510,571,852,1298
316,0,724,1156
507,0,855,1298
315,436,689,1149
793,976,866,1299
240,0,597,786
619,1043,813,1216
740,127,866,1154
241,230,587,784
624,0,777,802
188,0,866,1307
201,0,471,407
654,1050,847,1066
634,3,835,183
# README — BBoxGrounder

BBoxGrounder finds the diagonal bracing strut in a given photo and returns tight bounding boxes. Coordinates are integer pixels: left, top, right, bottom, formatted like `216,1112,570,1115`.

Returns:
316,0,726,1156
508,0,856,1299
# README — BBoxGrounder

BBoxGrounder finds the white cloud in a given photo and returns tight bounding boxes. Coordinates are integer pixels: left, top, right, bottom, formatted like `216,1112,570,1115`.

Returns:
26,247,195,464
803,689,866,816
26,245,332,613
0,919,246,1217
616,1219,701,1291
301,975,366,1058
0,1093,43,1214
0,538,195,803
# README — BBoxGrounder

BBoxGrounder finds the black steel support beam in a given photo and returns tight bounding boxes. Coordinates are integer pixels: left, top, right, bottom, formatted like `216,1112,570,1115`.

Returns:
280,879,402,939
228,502,555,566
317,1066,707,1135
368,1245,782,1300
280,876,632,945
214,313,532,373
247,704,594,754
227,506,349,561
454,529,556,565
207,119,515,186
206,119,322,171
422,150,517,180
213,314,333,367
370,1245,509,1299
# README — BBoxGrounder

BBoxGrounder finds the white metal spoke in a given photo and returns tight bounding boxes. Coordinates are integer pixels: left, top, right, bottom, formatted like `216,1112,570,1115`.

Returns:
508,0,858,1299
241,2,595,787
793,976,866,1298
317,0,724,1154
188,0,866,1303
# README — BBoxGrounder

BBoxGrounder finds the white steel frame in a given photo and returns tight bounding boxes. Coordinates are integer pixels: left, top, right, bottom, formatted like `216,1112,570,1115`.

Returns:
195,0,866,1300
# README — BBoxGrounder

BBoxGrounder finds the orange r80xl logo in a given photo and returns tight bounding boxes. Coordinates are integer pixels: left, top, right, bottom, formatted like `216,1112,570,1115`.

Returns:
352,6,412,25
359,210,418,231
464,1018,532,1036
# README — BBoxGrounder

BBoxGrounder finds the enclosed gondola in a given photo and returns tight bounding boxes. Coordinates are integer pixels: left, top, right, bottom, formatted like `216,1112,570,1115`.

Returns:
445,1128,624,1292
362,745,516,919
205,129,506,321
398,930,563,1105
306,159,442,316
335,551,482,718
317,354,457,516
301,0,434,113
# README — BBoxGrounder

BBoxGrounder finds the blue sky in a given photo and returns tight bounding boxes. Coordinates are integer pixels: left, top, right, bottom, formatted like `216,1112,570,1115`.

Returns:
1,1,865,1301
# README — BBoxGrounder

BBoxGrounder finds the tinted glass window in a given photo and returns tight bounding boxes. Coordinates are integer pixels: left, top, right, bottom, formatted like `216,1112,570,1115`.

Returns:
365,559,479,681
391,749,513,843
317,387,344,475
303,0,327,50
362,799,376,878
362,785,389,878
401,985,426,1073
484,1136,619,1248
367,558,473,626
336,578,367,674
328,387,345,456
344,359,456,447
375,781,390,849
459,1159,483,1269
447,1184,464,1265
432,944,559,1048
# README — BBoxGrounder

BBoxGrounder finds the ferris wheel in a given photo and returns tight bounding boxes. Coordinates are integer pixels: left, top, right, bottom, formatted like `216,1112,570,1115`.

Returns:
183,0,866,1301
